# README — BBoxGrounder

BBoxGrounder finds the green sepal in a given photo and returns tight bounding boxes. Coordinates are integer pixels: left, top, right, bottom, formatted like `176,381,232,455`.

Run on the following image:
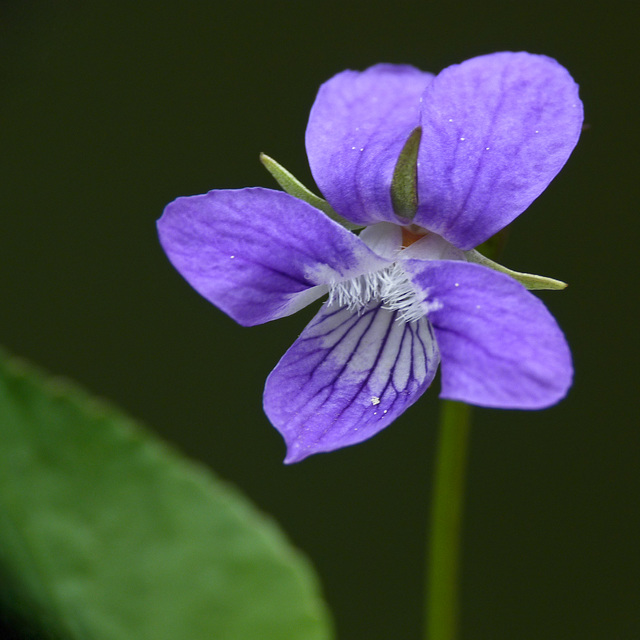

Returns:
390,126,422,220
464,249,568,290
260,153,363,231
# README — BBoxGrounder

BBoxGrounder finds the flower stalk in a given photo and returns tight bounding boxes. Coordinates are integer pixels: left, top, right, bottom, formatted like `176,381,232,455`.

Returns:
425,400,472,640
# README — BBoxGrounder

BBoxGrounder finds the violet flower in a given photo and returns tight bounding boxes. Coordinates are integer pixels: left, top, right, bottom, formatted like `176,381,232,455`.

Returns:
158,52,582,463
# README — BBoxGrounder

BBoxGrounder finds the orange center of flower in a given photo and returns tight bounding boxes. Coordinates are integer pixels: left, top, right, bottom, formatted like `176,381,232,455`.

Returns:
401,226,428,248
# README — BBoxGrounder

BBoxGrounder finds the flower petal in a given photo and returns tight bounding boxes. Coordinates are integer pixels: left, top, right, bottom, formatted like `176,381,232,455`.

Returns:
415,52,583,249
157,188,389,326
400,232,467,262
306,64,434,225
264,301,440,463
358,222,402,260
405,260,573,408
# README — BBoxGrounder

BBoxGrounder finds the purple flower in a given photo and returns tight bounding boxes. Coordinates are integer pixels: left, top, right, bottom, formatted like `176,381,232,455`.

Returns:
158,52,582,463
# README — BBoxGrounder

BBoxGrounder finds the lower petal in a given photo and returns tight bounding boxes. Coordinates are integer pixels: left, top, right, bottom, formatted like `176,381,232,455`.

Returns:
405,260,573,409
264,301,440,463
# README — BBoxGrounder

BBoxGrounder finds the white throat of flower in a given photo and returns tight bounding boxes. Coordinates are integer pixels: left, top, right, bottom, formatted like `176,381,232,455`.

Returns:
327,262,440,323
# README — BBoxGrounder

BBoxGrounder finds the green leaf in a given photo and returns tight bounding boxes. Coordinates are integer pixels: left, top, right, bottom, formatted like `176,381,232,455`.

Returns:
0,349,333,640
259,153,362,230
390,126,422,220
464,249,568,290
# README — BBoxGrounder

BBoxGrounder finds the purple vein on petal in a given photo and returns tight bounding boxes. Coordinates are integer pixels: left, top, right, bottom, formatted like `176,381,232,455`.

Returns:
264,301,440,462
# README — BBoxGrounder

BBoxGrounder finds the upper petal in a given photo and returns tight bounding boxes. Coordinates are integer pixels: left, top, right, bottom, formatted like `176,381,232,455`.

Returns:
157,188,389,326
415,52,583,249
405,260,573,408
264,301,440,463
306,64,434,226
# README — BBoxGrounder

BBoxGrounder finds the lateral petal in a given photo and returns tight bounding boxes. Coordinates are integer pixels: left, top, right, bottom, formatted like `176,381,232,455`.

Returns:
415,52,583,249
157,188,388,326
264,301,440,463
306,64,434,225
405,260,573,408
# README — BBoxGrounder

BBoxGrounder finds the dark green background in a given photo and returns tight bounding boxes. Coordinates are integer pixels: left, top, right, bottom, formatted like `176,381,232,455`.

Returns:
2,1,638,638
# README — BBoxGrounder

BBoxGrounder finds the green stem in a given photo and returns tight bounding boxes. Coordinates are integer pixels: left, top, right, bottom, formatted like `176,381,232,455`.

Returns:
425,400,472,640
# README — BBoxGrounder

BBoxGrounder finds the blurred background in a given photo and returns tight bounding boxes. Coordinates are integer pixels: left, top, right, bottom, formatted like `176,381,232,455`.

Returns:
1,1,638,638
